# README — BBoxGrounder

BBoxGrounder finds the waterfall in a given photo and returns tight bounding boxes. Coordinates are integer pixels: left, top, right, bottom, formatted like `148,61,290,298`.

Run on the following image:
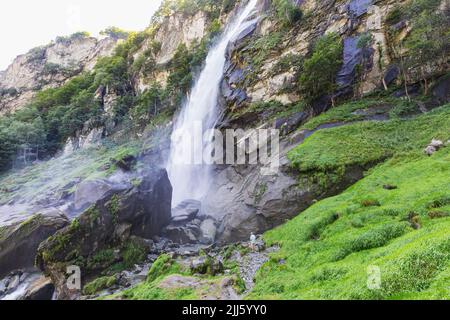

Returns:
167,0,259,206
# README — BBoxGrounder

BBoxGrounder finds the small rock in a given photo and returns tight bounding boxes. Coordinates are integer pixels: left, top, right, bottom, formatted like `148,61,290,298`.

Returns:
430,139,443,148
424,145,437,156
424,139,444,156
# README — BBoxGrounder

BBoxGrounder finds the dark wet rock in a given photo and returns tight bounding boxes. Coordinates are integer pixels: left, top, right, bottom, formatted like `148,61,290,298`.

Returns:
228,68,245,85
275,111,309,135
172,199,201,220
117,265,149,288
0,271,50,300
221,78,248,107
0,209,69,278
392,83,421,98
431,74,450,104
227,20,258,56
383,65,400,87
348,0,373,18
163,224,201,244
22,276,54,300
311,94,333,115
163,200,217,245
36,168,172,299
391,20,407,32
337,36,373,89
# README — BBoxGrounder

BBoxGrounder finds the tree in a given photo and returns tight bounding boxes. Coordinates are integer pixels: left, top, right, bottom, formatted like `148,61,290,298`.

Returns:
299,33,343,107
274,0,303,27
100,27,129,40
404,10,450,95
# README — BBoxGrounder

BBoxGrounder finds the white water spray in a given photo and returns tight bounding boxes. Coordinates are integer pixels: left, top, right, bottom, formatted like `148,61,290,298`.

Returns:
167,0,259,206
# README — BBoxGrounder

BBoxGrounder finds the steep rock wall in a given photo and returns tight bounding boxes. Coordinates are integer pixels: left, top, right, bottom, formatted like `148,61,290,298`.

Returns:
0,36,119,115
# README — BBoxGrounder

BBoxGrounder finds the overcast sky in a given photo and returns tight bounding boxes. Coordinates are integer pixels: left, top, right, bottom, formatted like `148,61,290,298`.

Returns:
0,0,163,70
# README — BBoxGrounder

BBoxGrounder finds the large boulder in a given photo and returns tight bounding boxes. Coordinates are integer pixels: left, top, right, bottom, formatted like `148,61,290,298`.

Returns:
22,276,55,300
36,168,172,299
73,179,118,212
0,209,69,278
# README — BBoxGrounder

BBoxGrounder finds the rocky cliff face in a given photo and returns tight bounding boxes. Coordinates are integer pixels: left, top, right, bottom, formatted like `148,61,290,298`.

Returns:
0,35,119,115
220,0,449,117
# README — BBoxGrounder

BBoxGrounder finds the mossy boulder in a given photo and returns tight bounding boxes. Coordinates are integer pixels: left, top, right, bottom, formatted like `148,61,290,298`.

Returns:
0,209,68,278
36,168,172,299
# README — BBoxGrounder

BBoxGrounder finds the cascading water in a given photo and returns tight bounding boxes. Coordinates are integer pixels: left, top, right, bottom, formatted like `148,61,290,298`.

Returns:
167,0,259,206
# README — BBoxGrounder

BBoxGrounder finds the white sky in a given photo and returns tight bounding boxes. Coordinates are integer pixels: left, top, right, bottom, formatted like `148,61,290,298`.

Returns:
0,0,163,70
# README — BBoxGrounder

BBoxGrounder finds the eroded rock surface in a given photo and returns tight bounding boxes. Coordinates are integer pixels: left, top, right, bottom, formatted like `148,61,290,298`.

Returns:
0,209,69,278
36,168,172,299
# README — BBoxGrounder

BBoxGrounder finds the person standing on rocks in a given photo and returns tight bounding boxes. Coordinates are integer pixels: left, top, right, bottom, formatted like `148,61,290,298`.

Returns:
250,233,257,252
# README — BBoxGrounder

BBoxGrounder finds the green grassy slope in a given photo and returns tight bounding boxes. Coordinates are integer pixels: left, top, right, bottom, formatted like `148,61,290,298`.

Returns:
248,106,450,300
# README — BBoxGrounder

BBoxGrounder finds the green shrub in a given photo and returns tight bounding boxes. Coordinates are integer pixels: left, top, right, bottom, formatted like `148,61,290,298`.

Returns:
100,27,129,39
361,198,381,207
299,33,343,106
428,211,449,219
334,222,410,260
122,240,147,269
273,0,303,27
83,276,116,295
382,240,450,294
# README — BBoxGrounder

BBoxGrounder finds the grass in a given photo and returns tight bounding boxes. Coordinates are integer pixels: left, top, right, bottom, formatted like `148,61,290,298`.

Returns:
83,276,117,296
288,105,450,173
300,98,396,131
248,145,450,299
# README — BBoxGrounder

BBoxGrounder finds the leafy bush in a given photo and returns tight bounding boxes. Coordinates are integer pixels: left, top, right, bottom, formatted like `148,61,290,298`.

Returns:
273,0,303,27
83,276,116,295
361,198,381,207
56,31,90,44
100,27,129,39
121,240,147,269
299,33,343,106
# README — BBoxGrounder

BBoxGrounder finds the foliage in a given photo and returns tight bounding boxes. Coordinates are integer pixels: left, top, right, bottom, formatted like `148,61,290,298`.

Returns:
386,0,448,96
55,31,91,44
403,9,450,93
288,105,450,173
0,107,47,171
299,33,343,105
153,0,236,22
100,27,129,39
273,0,303,27
121,240,147,269
83,276,117,295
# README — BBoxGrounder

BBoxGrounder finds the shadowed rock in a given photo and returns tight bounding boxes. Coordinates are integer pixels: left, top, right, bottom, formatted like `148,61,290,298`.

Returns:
0,209,69,278
36,168,172,299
